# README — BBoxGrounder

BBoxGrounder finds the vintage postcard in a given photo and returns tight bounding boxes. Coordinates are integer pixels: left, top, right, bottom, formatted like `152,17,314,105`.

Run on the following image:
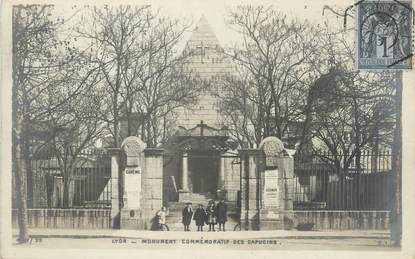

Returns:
0,0,414,258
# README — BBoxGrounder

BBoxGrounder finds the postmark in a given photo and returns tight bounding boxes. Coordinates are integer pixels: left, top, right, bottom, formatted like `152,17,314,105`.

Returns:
356,0,413,70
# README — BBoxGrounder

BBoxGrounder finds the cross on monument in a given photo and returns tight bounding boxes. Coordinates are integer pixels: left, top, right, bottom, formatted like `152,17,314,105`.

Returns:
198,120,206,136
196,41,210,63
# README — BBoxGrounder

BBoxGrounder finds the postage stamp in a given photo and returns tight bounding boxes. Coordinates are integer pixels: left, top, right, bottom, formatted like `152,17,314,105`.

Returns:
357,0,413,70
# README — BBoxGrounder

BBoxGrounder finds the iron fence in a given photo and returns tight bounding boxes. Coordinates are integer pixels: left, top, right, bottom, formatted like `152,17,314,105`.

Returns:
25,149,112,209
293,150,393,211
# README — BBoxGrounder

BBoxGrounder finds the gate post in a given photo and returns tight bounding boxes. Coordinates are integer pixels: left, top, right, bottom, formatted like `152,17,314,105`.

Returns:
120,137,146,229
143,148,164,229
258,137,295,230
107,148,122,229
238,149,263,230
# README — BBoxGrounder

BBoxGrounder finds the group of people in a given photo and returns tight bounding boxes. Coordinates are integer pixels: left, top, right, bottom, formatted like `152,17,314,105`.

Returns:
182,199,228,232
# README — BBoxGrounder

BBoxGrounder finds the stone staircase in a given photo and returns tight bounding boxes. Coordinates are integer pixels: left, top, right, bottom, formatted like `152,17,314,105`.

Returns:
165,193,239,231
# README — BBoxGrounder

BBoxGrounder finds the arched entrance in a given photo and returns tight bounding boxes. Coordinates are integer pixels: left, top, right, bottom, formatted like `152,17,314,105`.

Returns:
163,121,235,202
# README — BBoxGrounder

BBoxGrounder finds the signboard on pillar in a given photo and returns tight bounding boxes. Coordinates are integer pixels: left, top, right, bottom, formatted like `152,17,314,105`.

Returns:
124,167,142,209
263,169,279,208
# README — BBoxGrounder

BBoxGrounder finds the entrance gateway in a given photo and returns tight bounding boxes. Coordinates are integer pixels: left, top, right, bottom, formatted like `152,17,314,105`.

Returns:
109,133,295,230
107,16,295,230
163,121,235,203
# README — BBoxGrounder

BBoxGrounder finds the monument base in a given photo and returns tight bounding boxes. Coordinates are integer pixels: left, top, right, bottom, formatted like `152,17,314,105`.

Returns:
120,209,144,229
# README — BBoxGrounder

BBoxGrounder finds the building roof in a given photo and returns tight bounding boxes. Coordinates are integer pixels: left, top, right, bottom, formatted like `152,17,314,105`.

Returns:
166,120,236,151
175,120,228,138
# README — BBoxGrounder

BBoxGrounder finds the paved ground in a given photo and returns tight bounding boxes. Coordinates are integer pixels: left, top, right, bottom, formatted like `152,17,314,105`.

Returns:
10,229,398,250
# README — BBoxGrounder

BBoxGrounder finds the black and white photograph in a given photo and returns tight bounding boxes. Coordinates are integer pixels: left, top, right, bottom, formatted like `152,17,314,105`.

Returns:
0,0,414,258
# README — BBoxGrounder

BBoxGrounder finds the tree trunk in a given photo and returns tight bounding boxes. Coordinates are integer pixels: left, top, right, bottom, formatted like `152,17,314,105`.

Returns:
113,99,119,147
12,7,30,243
62,175,70,208
146,118,152,147
162,114,167,144
23,133,33,208
390,71,402,246
126,110,131,137
353,99,362,175
14,112,30,243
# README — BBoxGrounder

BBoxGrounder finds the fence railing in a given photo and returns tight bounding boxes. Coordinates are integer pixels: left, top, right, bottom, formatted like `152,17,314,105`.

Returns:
293,150,393,211
25,149,112,209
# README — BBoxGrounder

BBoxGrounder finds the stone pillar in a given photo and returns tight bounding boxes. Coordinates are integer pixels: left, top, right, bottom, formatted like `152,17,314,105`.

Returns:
217,154,227,200
107,148,121,229
218,155,225,189
258,136,295,230
277,155,295,229
143,148,164,229
238,149,263,230
181,152,189,191
178,151,190,201
120,136,146,229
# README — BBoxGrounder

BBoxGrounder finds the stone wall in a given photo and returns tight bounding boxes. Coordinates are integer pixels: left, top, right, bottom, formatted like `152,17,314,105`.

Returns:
12,209,111,229
294,210,390,230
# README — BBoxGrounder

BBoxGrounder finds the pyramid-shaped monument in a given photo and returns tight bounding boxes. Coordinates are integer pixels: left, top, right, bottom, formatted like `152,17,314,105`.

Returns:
176,15,233,129
183,15,233,77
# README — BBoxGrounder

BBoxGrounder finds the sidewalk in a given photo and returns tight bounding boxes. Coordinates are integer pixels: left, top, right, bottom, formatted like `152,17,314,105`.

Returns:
12,228,390,239
10,228,396,250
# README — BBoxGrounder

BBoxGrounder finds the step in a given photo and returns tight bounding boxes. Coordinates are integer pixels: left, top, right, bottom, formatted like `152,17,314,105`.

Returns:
165,208,238,217
165,215,240,231
166,202,238,210
164,206,240,232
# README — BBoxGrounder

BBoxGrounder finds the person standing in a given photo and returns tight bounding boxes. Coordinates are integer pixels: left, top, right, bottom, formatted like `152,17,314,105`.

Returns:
182,202,193,231
206,200,217,231
216,199,228,232
193,204,206,231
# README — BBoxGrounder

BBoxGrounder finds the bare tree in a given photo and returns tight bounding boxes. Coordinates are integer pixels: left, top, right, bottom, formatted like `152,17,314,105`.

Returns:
219,5,319,147
217,67,263,148
127,15,200,147
12,4,68,243
42,63,105,208
77,6,154,147
12,4,106,241
317,7,401,245
78,6,199,147
11,5,55,242
303,27,396,173
220,6,396,167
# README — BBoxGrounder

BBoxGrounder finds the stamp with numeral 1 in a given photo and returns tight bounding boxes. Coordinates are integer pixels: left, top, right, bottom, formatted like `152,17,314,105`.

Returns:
357,0,413,70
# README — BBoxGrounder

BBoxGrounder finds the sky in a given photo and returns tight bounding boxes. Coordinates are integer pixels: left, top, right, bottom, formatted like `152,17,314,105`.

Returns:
51,0,353,49
148,0,349,46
